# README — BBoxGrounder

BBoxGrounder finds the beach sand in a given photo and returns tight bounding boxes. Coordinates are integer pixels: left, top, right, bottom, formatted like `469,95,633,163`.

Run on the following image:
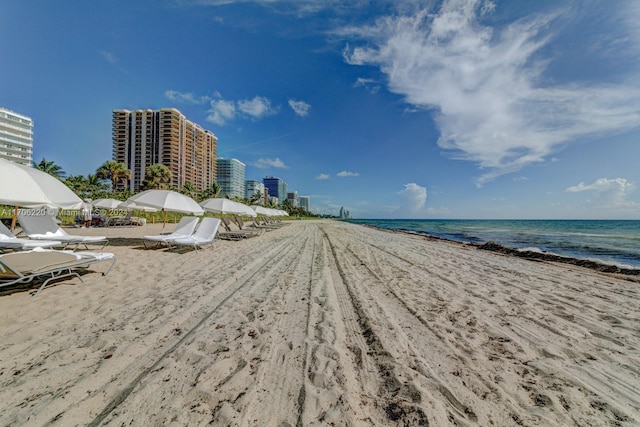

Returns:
0,219,638,426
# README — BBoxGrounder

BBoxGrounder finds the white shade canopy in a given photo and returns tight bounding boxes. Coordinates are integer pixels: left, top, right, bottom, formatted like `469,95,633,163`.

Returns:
0,158,82,209
126,190,204,215
200,198,257,217
118,201,158,212
251,205,271,216
92,198,123,209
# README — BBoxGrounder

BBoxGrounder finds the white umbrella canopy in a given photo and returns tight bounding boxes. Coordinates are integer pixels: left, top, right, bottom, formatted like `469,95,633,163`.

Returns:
0,158,82,209
126,190,204,215
200,198,256,217
92,198,123,209
251,205,271,216
118,201,158,212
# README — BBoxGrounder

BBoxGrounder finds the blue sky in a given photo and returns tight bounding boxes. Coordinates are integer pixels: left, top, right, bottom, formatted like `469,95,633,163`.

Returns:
2,0,640,219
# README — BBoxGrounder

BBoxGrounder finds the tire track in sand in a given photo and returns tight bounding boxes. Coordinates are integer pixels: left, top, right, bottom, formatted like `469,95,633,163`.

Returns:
84,228,308,426
320,226,430,426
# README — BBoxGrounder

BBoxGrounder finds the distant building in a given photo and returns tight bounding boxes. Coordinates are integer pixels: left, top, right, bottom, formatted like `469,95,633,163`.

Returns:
299,196,310,212
0,107,33,166
286,191,298,208
339,206,350,219
217,158,246,199
245,180,265,201
112,108,217,192
263,176,287,203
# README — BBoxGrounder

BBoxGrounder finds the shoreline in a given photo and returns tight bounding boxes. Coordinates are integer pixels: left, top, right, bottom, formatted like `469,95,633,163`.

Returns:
1,220,638,425
360,223,640,278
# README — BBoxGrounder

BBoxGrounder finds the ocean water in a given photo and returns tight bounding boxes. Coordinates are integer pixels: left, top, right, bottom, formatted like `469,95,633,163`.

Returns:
347,219,640,270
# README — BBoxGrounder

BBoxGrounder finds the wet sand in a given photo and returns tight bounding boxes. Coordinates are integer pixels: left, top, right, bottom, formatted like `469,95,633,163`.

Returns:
0,219,639,426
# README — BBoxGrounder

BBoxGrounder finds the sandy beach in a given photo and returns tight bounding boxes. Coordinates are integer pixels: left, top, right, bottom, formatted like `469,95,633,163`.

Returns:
0,219,638,426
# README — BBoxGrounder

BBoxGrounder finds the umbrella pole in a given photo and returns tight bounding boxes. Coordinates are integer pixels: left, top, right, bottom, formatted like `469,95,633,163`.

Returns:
163,210,168,230
10,206,18,231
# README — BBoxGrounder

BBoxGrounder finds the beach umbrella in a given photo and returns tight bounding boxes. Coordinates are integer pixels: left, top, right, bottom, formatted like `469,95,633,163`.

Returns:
0,158,83,229
126,190,203,228
118,201,158,212
251,205,271,216
0,158,83,209
92,198,123,209
127,190,203,215
200,198,255,216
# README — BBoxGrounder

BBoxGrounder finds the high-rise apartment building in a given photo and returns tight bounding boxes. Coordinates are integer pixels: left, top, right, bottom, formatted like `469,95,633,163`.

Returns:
245,180,265,201
299,196,310,212
112,108,217,192
217,158,246,199
286,191,299,208
263,176,287,203
0,107,33,166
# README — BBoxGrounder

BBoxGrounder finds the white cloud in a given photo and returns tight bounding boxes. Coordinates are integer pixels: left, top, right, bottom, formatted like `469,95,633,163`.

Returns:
566,178,638,208
337,170,360,177
354,77,380,94
396,183,428,218
254,157,288,169
204,95,278,126
100,50,129,73
288,99,311,117
316,173,330,180
165,90,211,105
207,99,236,126
99,50,117,65
238,96,277,119
343,0,640,186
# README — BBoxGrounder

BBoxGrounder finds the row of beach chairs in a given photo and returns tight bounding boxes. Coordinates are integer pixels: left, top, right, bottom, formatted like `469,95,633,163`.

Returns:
1,210,286,296
141,213,275,249
0,213,115,297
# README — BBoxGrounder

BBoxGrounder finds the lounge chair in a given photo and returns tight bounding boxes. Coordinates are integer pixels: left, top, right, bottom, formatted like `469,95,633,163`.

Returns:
143,216,199,248
18,211,108,250
218,216,262,240
0,248,116,297
0,221,63,251
248,216,278,231
169,217,220,251
110,211,143,227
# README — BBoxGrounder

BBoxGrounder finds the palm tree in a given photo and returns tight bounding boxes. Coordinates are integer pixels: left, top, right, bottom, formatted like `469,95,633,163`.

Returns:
96,160,131,193
249,190,263,205
181,182,197,200
64,174,110,200
33,158,65,179
141,164,172,190
200,182,221,200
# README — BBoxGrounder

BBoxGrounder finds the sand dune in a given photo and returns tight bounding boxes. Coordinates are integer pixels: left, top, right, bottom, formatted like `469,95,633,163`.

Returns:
1,220,638,426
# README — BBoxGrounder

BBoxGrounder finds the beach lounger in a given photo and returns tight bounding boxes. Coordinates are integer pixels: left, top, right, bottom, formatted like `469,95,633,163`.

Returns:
109,212,143,227
248,217,278,231
169,217,221,251
18,211,108,250
143,216,199,248
0,221,62,251
218,217,262,240
0,248,116,297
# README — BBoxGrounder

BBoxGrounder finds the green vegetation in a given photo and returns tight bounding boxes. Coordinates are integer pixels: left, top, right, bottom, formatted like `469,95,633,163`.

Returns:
96,160,132,193
141,164,172,190
33,158,66,179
